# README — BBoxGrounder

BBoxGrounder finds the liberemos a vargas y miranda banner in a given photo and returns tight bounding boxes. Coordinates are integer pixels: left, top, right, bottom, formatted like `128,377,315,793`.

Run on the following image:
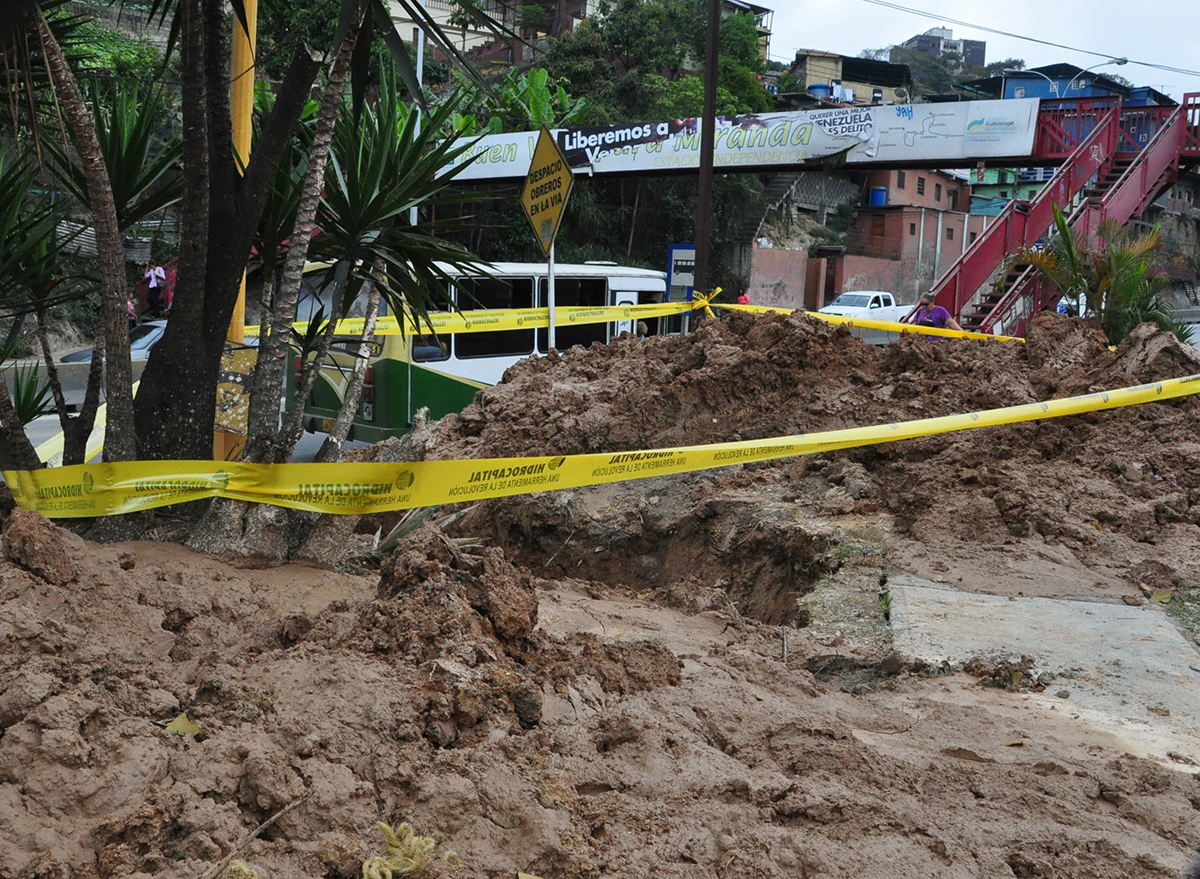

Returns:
443,99,1039,182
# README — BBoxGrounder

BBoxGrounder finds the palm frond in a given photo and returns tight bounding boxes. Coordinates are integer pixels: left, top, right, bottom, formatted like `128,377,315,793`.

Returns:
42,81,182,232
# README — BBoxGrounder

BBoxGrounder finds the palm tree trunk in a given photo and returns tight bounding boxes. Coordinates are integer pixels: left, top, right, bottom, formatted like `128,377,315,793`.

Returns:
134,0,321,462
243,14,361,464
277,309,339,462
34,8,135,462
34,309,67,416
315,268,381,463
35,306,104,466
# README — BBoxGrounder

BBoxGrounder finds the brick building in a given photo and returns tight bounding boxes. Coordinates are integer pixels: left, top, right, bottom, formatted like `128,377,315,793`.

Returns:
809,169,988,306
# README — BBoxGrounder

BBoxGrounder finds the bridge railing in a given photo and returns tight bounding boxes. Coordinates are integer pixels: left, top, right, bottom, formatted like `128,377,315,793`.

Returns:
1032,98,1121,158
1183,94,1200,157
1116,106,1173,153
927,101,1121,320
1080,106,1184,239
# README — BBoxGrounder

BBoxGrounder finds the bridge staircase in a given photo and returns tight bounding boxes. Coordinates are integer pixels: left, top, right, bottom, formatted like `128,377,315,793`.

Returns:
924,95,1200,337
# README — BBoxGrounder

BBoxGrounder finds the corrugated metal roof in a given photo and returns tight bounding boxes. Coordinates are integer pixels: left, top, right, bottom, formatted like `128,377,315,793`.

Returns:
58,220,97,257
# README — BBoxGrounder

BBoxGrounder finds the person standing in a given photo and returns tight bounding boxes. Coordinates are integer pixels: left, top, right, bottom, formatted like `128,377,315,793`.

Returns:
914,293,963,332
127,290,137,329
144,261,166,317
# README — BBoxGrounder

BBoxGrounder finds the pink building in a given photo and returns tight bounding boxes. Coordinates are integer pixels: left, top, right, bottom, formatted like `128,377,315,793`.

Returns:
836,169,989,305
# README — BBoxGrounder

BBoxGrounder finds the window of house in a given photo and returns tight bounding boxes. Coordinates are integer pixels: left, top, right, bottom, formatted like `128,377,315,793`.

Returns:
949,190,959,210
969,231,977,244
999,190,1009,197
897,171,906,189
909,222,916,236
935,183,942,202
946,227,954,240
916,177,926,195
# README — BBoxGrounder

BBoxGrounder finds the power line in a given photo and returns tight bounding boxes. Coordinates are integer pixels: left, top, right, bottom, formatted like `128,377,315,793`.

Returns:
860,0,1200,80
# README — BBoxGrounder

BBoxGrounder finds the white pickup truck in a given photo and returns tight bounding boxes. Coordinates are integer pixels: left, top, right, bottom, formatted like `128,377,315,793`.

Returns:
818,291,912,323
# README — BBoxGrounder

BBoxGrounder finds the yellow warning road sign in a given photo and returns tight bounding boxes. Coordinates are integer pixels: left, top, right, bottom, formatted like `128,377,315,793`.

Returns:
521,127,574,254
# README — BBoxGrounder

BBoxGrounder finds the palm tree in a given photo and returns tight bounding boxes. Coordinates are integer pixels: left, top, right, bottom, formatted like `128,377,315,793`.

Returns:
38,82,183,464
44,83,183,234
23,6,136,460
1018,204,1191,345
0,149,63,470
3,0,509,464
289,87,492,464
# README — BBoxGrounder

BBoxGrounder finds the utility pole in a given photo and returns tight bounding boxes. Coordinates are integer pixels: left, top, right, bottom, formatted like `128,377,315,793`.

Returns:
693,0,721,297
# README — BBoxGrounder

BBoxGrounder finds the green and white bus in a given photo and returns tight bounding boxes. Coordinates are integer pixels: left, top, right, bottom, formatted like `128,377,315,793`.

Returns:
290,261,671,443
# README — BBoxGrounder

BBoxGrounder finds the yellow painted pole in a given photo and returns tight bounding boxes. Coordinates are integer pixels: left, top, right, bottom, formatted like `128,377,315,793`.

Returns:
229,0,256,341
215,0,257,460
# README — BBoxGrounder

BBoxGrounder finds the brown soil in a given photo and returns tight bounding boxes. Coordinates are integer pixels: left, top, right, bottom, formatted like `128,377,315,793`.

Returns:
4,312,1200,878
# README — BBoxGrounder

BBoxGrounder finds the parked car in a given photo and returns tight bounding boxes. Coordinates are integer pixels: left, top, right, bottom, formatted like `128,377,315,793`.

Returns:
60,320,167,363
818,291,912,323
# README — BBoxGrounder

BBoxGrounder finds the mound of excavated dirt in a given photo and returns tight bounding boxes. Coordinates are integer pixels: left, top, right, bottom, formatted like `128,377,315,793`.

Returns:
428,313,1200,604
3,519,1200,878
5,312,1200,877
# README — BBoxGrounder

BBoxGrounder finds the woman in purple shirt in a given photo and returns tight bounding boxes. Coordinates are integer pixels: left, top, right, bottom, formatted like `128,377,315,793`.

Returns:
914,293,963,331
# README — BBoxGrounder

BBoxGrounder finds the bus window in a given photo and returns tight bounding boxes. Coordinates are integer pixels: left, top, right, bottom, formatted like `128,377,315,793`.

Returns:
329,338,382,357
297,267,336,322
412,335,448,362
455,277,534,358
538,277,606,351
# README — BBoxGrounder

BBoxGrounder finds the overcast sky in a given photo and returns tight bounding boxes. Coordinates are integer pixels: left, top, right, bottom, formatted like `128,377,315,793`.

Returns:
766,0,1200,100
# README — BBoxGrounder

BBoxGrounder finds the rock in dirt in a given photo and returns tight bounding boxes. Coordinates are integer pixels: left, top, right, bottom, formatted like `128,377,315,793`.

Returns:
3,509,77,584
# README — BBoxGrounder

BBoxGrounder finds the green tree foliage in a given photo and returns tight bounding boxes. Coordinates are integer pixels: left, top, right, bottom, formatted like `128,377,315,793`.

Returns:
517,4,552,35
712,11,764,74
458,0,771,283
717,57,773,112
537,19,620,120
640,74,741,118
862,45,1029,93
72,20,169,82
596,0,699,77
542,3,771,120
452,67,589,134
879,46,959,96
984,57,1025,76
1018,204,1191,344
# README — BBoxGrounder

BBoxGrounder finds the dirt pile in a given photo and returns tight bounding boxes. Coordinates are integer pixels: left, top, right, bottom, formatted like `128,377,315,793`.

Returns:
431,312,1200,603
2,522,1199,878
4,313,1200,877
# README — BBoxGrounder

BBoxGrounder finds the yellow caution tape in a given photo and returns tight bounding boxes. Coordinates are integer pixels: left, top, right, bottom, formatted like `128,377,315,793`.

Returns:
6,374,1196,518
246,302,696,338
247,296,1021,344
713,303,1023,342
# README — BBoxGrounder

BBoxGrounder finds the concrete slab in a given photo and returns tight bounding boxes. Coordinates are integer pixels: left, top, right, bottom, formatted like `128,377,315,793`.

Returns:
890,573,1200,768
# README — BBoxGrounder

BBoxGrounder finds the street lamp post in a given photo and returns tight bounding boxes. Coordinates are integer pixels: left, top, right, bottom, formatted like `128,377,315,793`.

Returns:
1002,59,1129,101
1063,58,1128,94
1002,68,1061,99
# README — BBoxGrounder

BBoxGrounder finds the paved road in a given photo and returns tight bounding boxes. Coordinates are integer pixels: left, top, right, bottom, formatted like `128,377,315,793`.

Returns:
890,573,1200,768
20,410,366,465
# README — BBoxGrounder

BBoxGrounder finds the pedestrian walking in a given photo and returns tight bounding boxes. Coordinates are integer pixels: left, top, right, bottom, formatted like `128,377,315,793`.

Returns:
144,261,166,317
